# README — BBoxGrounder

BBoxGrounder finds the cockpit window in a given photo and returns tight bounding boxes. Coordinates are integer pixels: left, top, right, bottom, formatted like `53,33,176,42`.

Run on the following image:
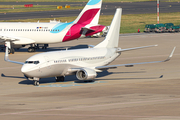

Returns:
25,61,40,64
34,61,39,64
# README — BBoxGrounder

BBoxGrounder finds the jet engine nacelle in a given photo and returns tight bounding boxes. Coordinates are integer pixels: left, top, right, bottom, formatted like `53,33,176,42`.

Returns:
76,68,97,80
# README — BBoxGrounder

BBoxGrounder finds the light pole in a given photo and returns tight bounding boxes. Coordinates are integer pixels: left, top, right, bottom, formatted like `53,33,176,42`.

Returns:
157,0,159,24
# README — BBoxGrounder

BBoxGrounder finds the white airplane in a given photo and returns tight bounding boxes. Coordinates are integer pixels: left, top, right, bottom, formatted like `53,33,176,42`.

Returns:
0,0,106,54
5,8,176,86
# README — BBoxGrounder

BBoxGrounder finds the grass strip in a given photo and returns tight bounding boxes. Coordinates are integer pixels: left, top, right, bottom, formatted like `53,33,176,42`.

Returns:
0,5,83,13
1,12,180,33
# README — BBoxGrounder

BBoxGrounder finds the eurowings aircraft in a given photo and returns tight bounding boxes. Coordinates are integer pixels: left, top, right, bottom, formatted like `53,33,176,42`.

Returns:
0,0,106,54
5,8,176,86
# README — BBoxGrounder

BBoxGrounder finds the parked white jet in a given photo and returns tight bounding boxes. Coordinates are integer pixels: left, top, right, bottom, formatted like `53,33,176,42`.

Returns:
0,0,106,54
5,8,175,86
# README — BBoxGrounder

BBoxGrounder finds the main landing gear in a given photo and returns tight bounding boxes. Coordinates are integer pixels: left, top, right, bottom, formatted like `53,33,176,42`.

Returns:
55,76,65,82
28,44,36,52
28,44,48,53
28,47,36,52
5,41,15,54
8,48,15,54
32,76,65,86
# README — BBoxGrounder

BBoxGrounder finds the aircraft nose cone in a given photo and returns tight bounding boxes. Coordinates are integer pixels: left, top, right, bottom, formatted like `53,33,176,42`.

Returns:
21,65,28,74
21,65,33,78
21,65,37,78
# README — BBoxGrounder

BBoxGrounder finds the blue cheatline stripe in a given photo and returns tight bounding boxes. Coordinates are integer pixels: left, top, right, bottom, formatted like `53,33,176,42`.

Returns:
87,0,101,5
50,21,74,34
38,84,82,87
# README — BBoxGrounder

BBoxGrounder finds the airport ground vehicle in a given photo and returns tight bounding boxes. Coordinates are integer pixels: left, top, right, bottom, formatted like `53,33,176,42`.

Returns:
144,24,155,32
155,24,166,33
164,23,179,32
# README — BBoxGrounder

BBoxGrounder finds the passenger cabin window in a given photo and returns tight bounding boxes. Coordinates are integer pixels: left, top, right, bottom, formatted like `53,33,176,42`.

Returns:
2,28,58,32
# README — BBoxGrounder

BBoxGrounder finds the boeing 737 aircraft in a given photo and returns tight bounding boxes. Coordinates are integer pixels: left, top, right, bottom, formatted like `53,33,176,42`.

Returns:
5,8,175,86
0,0,106,54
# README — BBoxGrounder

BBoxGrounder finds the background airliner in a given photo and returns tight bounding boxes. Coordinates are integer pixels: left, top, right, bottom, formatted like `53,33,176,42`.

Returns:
0,0,106,54
5,8,175,86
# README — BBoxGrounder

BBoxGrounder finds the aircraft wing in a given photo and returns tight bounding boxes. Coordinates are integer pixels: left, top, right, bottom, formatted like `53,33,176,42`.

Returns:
117,45,158,53
96,47,176,70
88,45,95,48
0,33,19,41
4,46,24,65
0,33,35,45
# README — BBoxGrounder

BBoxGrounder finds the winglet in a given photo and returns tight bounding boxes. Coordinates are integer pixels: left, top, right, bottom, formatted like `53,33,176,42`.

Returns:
164,47,176,62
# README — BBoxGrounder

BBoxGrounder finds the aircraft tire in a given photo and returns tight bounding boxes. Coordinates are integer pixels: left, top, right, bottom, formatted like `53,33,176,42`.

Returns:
34,80,39,86
28,47,36,52
8,48,15,54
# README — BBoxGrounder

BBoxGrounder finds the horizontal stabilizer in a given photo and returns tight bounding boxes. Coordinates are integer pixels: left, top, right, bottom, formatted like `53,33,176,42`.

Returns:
82,27,95,32
81,27,95,35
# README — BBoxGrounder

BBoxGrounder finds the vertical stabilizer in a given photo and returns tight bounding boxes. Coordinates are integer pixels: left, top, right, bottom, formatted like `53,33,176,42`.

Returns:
95,8,122,48
73,0,102,25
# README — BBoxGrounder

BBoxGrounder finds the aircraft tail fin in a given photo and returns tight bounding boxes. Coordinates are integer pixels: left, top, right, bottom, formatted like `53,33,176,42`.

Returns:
73,0,102,25
95,8,122,48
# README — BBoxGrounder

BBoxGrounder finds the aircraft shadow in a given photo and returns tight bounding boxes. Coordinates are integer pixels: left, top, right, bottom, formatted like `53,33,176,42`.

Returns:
95,71,160,81
16,70,156,85
1,73,24,79
96,77,160,81
2,71,162,86
1,73,33,85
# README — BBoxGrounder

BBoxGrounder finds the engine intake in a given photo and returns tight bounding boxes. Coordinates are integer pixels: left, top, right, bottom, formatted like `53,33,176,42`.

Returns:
76,68,97,80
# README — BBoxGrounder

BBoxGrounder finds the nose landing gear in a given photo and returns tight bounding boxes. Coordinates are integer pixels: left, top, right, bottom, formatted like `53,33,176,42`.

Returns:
34,80,39,86
33,77,40,86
